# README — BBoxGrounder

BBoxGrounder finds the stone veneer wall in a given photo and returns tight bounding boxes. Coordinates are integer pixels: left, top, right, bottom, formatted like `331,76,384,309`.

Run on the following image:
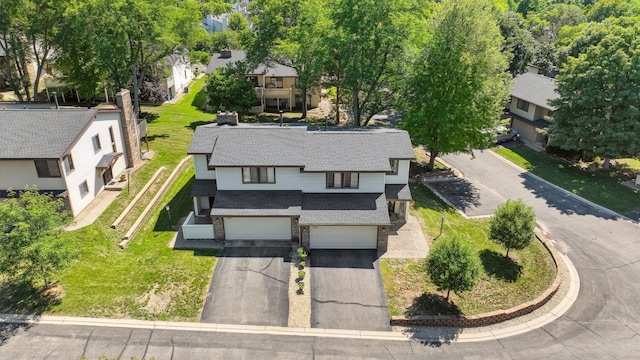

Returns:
390,228,562,327
115,89,141,168
291,217,300,242
300,225,310,249
212,217,225,241
377,225,389,252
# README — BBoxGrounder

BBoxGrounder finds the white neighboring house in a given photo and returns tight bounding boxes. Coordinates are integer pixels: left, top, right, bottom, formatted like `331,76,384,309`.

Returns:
201,1,250,33
0,90,143,217
182,113,416,251
165,50,194,100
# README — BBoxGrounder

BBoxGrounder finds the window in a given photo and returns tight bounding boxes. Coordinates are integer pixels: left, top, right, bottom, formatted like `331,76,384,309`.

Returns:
92,134,102,153
388,159,399,175
79,181,89,198
109,126,117,152
516,99,530,112
34,159,61,178
326,172,359,189
206,153,215,170
242,167,275,183
269,77,283,88
63,154,75,173
247,76,259,87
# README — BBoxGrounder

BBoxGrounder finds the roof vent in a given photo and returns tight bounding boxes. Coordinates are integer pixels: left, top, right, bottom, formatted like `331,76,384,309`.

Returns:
216,110,238,126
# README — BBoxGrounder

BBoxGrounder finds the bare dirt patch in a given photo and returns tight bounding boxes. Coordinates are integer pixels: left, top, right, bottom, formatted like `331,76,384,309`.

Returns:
138,283,184,315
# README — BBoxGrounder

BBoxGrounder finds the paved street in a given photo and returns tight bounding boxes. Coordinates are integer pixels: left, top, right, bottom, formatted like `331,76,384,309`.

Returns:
1,149,639,359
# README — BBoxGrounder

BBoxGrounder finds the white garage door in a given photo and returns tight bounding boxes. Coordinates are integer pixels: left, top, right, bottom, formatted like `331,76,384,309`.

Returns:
224,217,291,240
310,226,378,249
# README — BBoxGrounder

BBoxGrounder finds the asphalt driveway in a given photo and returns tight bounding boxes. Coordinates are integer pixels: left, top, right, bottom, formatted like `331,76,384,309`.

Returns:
200,246,290,326
310,250,391,331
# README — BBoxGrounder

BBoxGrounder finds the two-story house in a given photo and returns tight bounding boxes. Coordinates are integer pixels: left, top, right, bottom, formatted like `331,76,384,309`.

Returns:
164,49,194,101
508,72,559,147
182,113,415,251
205,50,320,113
0,90,143,217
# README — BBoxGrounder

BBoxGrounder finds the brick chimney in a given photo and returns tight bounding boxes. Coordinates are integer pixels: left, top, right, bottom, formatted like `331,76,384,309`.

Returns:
216,110,239,126
220,49,232,58
115,89,141,168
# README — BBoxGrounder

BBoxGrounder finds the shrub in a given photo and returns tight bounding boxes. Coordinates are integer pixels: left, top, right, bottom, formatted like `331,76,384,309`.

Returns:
489,199,536,257
425,236,481,300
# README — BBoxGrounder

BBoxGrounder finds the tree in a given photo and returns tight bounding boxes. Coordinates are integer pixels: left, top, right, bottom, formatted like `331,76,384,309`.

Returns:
497,11,537,75
398,0,511,171
489,199,536,257
205,65,256,115
0,187,75,288
425,236,481,300
549,22,640,169
586,0,630,22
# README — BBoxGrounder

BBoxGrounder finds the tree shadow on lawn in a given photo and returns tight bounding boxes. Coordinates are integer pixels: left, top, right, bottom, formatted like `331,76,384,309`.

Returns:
479,249,522,282
139,111,159,124
186,120,215,131
408,293,463,317
147,134,170,142
191,91,207,109
0,281,62,315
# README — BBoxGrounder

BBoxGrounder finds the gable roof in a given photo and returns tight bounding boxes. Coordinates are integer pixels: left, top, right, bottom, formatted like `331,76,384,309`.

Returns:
205,49,298,77
0,109,98,159
511,72,559,110
188,124,415,171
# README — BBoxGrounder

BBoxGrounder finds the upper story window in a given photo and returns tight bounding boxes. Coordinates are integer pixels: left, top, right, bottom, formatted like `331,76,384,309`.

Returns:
92,134,102,153
516,99,530,112
326,172,359,189
109,126,117,152
79,180,89,198
206,154,215,170
34,159,61,178
63,154,75,174
247,76,259,87
242,167,275,184
269,77,283,88
388,159,399,175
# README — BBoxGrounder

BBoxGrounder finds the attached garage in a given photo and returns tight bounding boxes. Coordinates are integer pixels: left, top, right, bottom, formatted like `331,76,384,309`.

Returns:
309,225,378,250
224,217,291,240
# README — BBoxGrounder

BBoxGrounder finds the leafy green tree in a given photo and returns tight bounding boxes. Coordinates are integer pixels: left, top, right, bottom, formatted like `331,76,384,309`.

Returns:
517,0,549,17
205,65,256,115
586,0,631,22
549,22,640,169
228,12,249,31
489,199,536,257
498,11,537,75
425,236,481,300
399,0,511,171
0,187,75,288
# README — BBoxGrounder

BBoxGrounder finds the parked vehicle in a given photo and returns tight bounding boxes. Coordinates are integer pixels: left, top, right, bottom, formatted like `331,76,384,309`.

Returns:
495,127,520,143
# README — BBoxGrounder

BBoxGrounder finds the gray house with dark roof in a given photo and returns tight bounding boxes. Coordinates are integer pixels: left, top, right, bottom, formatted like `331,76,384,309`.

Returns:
508,72,559,146
182,115,415,251
0,90,142,217
206,49,320,113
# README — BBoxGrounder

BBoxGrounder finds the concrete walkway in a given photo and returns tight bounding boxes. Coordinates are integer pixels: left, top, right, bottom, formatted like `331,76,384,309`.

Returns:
380,214,429,259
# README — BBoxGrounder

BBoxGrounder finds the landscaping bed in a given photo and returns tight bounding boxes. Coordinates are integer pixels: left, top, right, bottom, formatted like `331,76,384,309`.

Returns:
380,183,556,317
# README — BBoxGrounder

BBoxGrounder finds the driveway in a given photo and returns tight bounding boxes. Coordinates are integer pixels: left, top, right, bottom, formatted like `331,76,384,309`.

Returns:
310,250,391,331
200,246,290,326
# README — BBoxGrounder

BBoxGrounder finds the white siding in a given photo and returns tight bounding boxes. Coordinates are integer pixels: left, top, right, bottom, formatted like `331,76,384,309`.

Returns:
0,159,67,191
171,61,193,94
214,167,385,193
310,225,378,249
224,217,291,240
194,155,216,179
384,160,410,184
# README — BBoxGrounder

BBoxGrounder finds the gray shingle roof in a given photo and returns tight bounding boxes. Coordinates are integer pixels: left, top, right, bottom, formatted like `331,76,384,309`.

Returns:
211,190,302,216
205,50,298,77
187,124,415,171
206,50,247,74
191,179,217,197
299,193,390,225
0,109,98,159
511,72,559,110
385,184,412,201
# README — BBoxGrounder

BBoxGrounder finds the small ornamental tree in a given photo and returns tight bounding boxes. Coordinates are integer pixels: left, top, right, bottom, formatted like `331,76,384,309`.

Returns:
425,236,481,300
0,187,76,288
205,64,256,116
489,199,536,257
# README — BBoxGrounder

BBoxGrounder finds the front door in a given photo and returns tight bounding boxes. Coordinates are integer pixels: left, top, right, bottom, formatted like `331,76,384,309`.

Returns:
102,167,113,185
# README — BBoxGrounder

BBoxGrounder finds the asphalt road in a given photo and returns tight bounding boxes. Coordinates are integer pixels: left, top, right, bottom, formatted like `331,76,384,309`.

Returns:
2,149,640,359
310,250,391,331
200,246,290,326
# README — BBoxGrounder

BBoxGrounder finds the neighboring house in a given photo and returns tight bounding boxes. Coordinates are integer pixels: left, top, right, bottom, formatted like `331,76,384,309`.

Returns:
508,72,559,147
165,50,194,100
0,89,143,217
205,50,320,113
201,1,250,33
182,113,415,251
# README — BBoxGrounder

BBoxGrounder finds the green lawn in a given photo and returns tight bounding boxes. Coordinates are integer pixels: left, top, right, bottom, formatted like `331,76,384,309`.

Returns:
0,77,219,321
380,183,557,317
493,145,640,215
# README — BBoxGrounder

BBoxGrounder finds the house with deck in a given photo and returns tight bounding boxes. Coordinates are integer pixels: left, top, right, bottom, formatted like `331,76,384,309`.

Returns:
508,72,559,147
205,50,320,113
182,113,415,251
0,90,144,216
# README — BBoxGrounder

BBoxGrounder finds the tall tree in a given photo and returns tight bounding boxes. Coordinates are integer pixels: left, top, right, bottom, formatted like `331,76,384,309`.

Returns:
399,0,511,171
0,187,75,288
425,236,481,300
549,22,640,169
249,0,330,119
497,11,537,75
205,64,257,116
489,199,536,257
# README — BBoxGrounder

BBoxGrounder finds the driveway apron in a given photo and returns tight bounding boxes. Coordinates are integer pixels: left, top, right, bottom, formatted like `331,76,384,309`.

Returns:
200,246,290,326
311,250,391,331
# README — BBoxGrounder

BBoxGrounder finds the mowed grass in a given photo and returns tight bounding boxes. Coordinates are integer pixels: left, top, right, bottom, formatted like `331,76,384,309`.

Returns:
0,77,219,321
493,145,640,215
380,183,556,317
